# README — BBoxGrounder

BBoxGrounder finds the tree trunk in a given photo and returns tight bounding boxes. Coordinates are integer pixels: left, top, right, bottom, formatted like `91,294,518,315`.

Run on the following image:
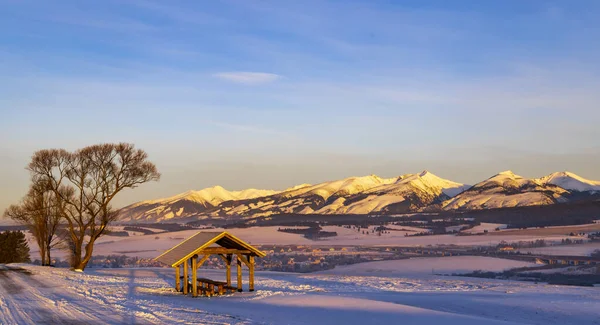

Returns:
70,237,84,270
39,245,47,266
75,240,96,270
45,244,52,266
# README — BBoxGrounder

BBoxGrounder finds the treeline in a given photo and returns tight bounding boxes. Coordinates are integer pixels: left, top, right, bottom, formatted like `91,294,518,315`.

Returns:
0,231,30,264
129,223,198,232
433,201,600,229
461,270,600,287
277,226,338,240
122,226,156,235
105,230,130,237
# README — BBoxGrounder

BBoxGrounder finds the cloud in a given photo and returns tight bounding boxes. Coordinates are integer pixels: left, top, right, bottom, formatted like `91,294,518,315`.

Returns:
212,72,281,85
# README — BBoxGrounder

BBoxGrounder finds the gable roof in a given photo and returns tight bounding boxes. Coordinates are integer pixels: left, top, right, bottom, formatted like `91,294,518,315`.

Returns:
154,231,266,267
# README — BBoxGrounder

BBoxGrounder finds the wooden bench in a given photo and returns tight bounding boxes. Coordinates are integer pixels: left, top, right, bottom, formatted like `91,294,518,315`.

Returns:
179,276,236,297
197,277,229,296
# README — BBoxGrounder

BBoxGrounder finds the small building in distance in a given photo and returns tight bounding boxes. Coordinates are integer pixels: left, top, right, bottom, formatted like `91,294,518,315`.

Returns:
154,231,266,297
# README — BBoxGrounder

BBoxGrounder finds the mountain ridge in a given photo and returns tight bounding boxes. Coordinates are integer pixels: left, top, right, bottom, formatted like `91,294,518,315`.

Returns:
115,170,600,223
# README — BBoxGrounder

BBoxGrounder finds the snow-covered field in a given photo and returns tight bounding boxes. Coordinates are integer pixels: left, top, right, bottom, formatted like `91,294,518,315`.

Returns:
32,225,585,260
462,223,508,234
1,257,599,325
87,226,581,258
320,256,537,276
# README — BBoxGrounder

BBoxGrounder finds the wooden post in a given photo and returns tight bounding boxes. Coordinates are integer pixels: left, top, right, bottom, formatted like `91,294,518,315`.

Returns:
192,255,198,297
249,255,255,292
226,254,232,288
183,259,189,294
237,254,243,292
175,265,181,292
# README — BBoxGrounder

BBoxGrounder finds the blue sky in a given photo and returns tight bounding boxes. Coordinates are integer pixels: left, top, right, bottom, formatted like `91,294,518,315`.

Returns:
1,0,600,212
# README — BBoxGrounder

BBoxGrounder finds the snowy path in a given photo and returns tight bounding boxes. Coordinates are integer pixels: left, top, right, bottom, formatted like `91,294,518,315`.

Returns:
0,265,132,324
0,264,599,325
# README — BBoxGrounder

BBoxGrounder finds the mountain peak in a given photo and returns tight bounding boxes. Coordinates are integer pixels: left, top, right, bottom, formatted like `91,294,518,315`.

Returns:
498,170,516,176
537,171,600,192
117,169,600,223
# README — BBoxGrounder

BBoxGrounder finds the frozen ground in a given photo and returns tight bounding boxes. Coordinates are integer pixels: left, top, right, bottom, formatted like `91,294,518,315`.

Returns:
1,257,599,325
319,256,537,276
34,226,585,260
462,223,507,234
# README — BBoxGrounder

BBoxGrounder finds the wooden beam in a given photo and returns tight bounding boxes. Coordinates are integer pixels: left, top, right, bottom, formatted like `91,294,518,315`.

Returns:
175,265,181,292
238,254,251,268
237,254,243,292
183,259,189,295
192,255,198,297
218,254,228,264
249,255,255,292
196,255,210,269
199,248,252,255
226,254,232,287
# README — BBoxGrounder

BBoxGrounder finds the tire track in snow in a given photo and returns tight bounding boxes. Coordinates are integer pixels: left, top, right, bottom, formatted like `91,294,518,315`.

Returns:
0,265,127,324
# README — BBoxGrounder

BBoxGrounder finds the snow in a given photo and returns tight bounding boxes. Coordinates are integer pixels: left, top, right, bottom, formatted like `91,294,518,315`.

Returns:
314,197,346,214
442,171,600,212
1,259,599,325
307,171,469,214
117,171,475,221
320,256,537,276
117,170,600,222
536,171,600,192
283,174,397,201
234,188,281,200
135,186,279,207
417,170,470,197
441,171,569,211
33,226,585,261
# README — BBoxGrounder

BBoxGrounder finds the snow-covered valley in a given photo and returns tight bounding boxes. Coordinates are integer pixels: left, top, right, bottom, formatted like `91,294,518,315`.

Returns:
1,257,599,325
30,225,595,261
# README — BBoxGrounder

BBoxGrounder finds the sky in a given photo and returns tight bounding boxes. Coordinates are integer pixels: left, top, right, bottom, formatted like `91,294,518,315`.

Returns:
1,0,600,214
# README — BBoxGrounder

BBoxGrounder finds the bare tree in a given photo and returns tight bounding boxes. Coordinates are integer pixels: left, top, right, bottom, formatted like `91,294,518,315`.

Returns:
3,181,63,265
27,143,160,270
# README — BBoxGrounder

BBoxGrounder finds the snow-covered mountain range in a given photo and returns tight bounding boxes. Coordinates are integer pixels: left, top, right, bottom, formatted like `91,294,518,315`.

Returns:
116,171,600,223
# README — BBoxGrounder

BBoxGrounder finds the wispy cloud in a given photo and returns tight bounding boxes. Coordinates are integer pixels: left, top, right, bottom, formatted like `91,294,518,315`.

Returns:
212,72,281,85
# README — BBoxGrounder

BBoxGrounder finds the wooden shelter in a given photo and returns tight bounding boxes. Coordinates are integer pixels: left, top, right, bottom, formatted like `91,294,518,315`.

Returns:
154,231,266,297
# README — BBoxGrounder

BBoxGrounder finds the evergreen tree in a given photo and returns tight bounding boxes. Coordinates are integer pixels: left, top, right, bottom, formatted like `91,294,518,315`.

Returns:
0,231,31,263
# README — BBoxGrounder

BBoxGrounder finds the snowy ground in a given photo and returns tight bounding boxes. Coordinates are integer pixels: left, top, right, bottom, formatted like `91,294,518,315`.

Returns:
32,226,584,260
320,256,537,276
1,257,599,325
